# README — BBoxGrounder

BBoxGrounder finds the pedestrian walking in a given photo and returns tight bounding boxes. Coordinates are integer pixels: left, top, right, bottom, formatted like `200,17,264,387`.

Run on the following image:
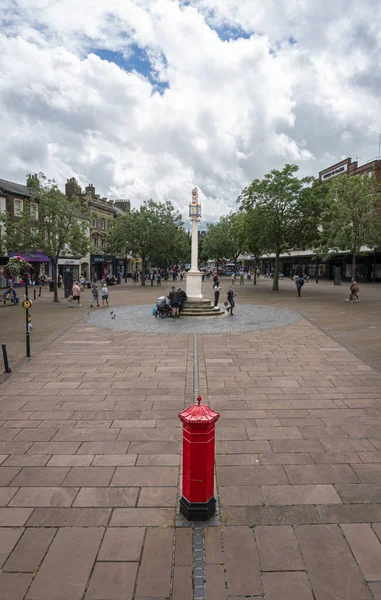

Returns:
295,274,306,297
213,280,221,310
226,286,236,315
231,273,235,286
157,273,161,286
71,281,82,307
90,282,100,307
240,271,245,285
101,283,109,307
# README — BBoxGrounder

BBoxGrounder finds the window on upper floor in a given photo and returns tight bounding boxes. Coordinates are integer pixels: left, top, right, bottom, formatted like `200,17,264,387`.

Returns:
92,217,97,228
100,218,106,230
14,199,23,216
30,202,39,219
93,236,98,248
101,237,105,249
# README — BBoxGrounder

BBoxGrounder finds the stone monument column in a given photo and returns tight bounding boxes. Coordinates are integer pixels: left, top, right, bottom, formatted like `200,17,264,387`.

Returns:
186,187,203,299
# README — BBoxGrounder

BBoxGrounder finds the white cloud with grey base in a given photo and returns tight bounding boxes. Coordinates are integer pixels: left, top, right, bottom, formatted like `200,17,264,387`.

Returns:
0,0,380,223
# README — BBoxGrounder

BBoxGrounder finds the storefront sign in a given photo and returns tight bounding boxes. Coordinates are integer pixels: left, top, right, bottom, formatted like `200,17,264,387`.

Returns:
58,258,81,266
322,163,348,181
9,251,50,262
91,255,105,263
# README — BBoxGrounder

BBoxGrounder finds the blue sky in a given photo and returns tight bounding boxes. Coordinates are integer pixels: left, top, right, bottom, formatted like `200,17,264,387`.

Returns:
93,45,168,93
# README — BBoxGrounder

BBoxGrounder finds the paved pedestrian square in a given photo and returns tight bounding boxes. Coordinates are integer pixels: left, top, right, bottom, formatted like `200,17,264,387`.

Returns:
1,279,381,598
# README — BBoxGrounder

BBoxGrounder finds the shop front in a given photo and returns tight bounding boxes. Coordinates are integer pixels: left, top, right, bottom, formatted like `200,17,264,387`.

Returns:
9,251,51,283
91,255,115,281
91,254,104,280
58,258,81,285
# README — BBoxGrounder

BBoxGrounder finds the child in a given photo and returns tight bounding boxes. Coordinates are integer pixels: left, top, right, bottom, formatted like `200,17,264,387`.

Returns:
101,283,109,307
348,280,359,303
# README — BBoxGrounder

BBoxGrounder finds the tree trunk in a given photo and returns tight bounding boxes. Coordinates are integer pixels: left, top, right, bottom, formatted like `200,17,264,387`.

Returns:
124,258,127,283
53,259,59,302
351,250,356,280
315,258,319,284
141,259,146,286
253,258,257,285
272,250,280,291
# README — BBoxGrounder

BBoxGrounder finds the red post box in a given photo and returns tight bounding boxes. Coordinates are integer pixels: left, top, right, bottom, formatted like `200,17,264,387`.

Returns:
178,395,220,520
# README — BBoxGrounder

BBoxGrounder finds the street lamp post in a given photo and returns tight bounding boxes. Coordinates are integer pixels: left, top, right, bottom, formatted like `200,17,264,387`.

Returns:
186,187,203,299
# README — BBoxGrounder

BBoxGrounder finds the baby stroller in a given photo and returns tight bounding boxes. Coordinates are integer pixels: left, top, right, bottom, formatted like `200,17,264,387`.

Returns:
154,296,172,318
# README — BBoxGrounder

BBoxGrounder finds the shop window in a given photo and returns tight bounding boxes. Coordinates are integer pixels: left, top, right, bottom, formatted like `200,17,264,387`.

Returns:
30,202,39,219
14,199,23,216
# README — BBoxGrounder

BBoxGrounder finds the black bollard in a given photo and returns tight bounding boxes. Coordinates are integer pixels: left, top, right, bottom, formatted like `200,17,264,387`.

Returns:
2,344,12,373
38,286,41,297
34,288,36,300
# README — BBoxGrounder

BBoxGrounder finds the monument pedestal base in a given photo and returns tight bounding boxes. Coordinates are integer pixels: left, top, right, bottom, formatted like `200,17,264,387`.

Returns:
186,270,203,299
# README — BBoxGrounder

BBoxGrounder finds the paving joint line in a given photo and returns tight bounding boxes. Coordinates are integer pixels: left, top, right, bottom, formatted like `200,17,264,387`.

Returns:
192,333,206,599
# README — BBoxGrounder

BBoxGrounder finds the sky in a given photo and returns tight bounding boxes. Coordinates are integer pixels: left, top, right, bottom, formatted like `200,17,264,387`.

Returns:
1,0,381,224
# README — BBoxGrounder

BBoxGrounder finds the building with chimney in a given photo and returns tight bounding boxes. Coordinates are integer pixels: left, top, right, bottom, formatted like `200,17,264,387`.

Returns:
65,178,131,280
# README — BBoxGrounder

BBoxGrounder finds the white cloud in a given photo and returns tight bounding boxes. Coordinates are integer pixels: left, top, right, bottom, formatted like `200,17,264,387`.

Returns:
1,0,381,222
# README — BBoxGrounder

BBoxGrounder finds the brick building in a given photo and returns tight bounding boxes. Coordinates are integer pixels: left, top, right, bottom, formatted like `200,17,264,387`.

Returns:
319,157,381,183
0,176,52,286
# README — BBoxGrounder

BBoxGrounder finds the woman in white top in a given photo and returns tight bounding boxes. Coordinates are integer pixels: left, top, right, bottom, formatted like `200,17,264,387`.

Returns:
101,284,109,307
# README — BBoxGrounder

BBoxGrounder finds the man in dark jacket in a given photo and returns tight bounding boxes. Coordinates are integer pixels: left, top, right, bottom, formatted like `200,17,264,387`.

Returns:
295,274,306,297
169,286,180,318
177,288,187,311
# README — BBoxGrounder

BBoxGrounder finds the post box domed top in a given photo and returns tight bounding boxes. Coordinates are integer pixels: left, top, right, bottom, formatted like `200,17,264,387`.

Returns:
178,396,220,425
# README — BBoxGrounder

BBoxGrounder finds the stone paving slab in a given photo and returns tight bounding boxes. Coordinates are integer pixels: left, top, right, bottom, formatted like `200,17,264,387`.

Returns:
0,314,381,598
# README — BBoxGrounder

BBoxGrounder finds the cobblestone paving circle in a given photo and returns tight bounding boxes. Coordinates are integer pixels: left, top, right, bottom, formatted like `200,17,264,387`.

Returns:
85,303,302,334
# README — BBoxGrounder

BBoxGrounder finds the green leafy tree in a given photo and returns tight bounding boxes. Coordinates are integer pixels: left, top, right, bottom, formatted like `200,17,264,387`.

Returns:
320,173,381,279
239,164,315,290
203,212,248,272
106,216,131,282
198,234,209,265
30,174,89,302
227,212,248,273
0,202,39,258
106,200,186,285
244,207,265,284
202,221,230,271
299,179,332,283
